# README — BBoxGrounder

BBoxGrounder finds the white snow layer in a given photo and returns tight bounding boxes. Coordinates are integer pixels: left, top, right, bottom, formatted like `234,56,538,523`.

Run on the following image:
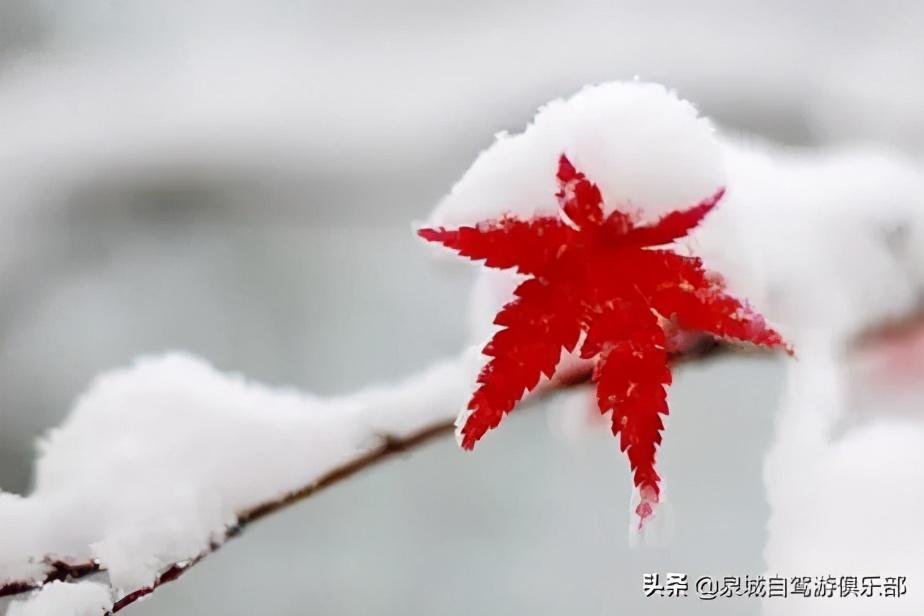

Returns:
697,139,924,347
0,351,475,603
4,80,924,613
427,81,724,228
6,581,111,616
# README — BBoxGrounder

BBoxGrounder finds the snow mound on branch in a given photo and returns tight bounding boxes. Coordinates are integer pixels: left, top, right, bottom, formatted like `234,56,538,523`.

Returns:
695,139,924,346
6,581,111,616
427,81,724,228
1,351,471,598
32,354,355,593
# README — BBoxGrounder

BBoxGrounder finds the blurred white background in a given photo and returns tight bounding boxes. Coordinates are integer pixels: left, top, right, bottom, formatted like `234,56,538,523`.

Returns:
0,1,922,614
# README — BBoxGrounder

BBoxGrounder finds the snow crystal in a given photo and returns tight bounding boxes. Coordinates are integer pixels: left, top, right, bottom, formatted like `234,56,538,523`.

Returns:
6,581,111,616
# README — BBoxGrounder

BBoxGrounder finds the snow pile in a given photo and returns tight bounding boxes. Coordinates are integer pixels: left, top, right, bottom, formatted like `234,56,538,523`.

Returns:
6,581,111,616
427,81,724,228
0,351,472,599
695,139,924,347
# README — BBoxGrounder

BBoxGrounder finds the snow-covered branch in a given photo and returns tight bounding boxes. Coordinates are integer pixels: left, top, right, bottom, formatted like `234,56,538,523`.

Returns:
0,338,733,614
3,81,924,614
0,352,474,608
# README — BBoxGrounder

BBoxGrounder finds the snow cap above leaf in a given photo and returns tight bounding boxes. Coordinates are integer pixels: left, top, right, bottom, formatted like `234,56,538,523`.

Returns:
427,81,724,228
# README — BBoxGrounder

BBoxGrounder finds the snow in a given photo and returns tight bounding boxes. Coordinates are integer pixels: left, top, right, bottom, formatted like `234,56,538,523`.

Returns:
707,141,924,614
6,581,111,616
761,327,924,615
427,81,724,228
0,351,472,601
694,138,924,348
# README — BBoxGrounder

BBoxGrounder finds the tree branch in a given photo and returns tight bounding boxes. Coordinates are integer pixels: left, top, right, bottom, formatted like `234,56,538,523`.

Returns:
14,318,924,614
4,314,911,611
0,338,732,613
6,316,915,613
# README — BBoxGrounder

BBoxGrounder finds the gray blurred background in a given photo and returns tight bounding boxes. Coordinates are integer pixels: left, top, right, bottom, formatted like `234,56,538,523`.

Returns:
0,1,921,614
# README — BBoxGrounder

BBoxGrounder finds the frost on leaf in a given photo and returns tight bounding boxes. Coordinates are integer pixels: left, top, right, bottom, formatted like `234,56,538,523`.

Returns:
419,155,788,526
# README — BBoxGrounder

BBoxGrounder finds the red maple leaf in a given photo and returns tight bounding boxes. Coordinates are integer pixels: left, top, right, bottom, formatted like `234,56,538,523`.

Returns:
419,155,787,525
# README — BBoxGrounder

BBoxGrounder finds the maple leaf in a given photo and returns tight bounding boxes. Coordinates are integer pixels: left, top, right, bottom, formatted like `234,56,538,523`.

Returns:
419,155,788,525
